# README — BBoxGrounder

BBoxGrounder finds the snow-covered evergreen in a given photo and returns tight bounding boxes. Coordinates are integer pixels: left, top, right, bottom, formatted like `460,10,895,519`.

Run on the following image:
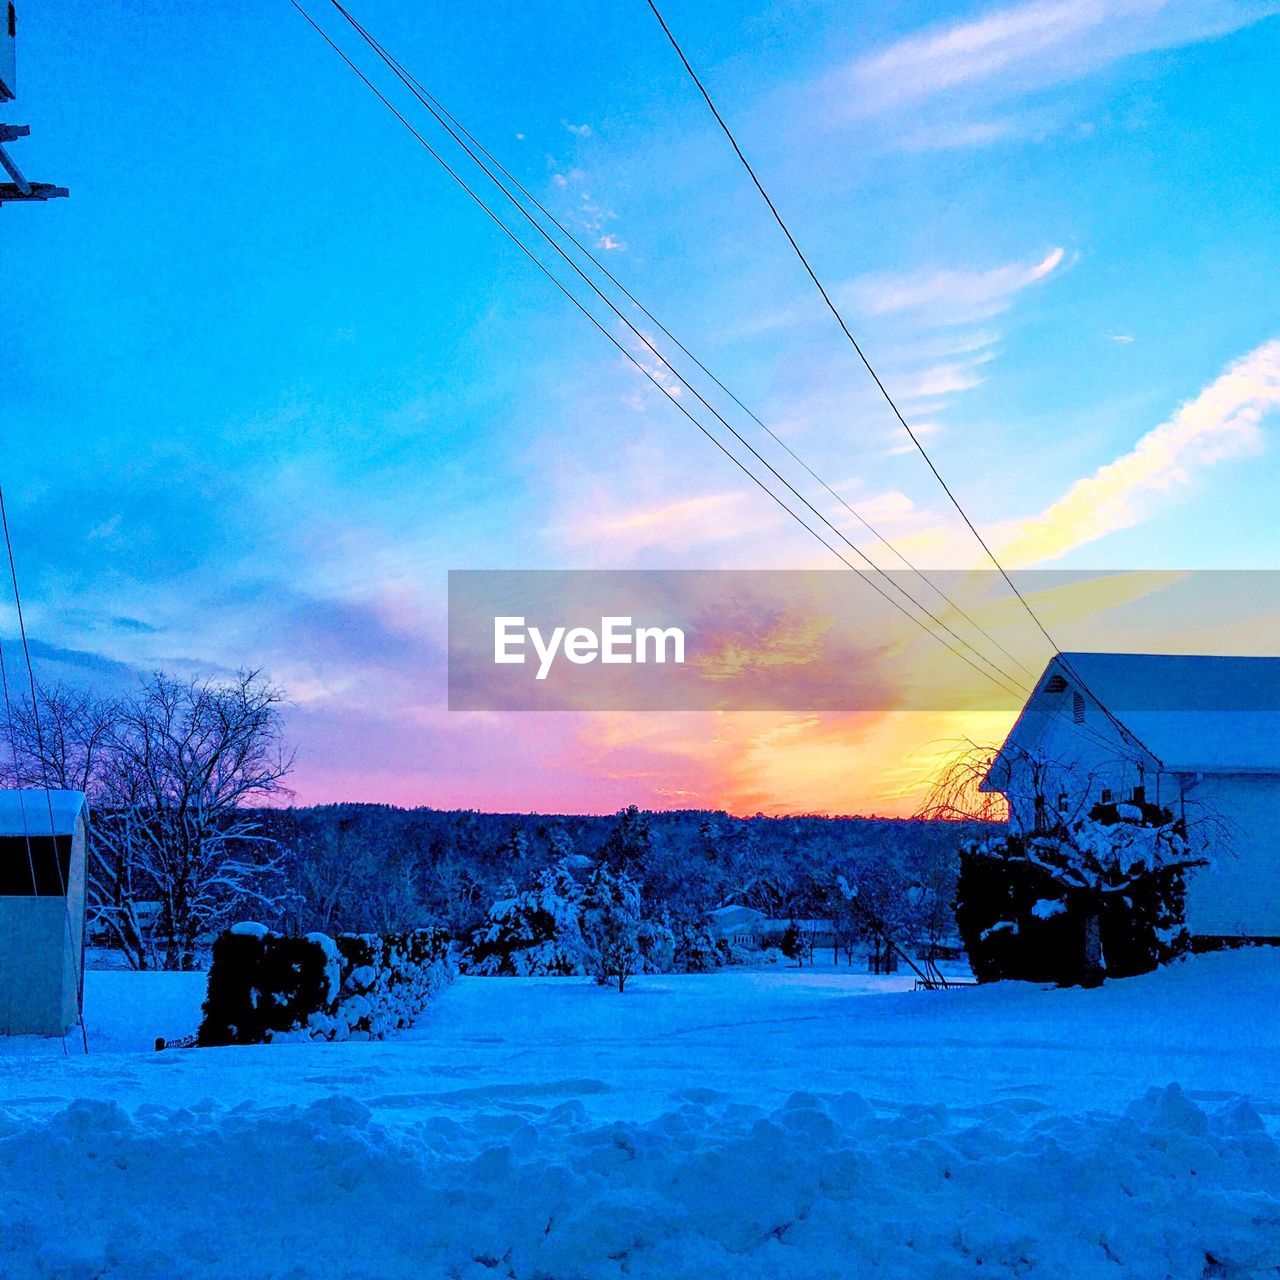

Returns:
581,864,643,991
464,859,588,976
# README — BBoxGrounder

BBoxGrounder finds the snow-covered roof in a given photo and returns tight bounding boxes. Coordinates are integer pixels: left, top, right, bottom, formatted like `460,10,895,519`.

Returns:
0,789,87,837
708,905,767,922
992,653,1280,776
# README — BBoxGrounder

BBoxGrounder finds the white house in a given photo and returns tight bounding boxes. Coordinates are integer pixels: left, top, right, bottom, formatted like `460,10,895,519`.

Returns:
706,905,770,948
0,789,88,1035
981,653,1280,942
706,905,838,952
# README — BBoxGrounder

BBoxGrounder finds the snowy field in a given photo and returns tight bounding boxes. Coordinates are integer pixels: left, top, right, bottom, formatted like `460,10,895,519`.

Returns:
2,954,1279,1277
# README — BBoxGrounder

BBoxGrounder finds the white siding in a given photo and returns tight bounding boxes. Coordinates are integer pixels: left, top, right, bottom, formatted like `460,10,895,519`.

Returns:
1182,774,1280,938
987,656,1280,940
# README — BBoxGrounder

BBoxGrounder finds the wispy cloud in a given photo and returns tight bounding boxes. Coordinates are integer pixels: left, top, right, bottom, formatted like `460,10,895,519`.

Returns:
551,488,769,556
995,338,1280,564
826,249,1065,431
833,0,1276,117
735,278,1023,339
815,0,1277,149
845,247,1067,323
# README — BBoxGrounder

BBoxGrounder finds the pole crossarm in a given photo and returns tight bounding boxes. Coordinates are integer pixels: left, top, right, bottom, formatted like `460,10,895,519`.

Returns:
0,180,65,201
0,125,67,204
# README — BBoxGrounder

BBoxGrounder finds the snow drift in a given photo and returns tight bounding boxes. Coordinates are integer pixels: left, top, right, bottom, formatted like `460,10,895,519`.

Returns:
1,1082,1276,1278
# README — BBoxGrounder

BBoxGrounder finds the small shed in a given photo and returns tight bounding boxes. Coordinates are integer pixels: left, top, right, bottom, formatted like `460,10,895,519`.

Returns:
0,789,87,1035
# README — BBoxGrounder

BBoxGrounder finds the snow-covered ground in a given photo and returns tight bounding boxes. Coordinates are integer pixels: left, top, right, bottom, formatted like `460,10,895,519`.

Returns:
2,955,1279,1277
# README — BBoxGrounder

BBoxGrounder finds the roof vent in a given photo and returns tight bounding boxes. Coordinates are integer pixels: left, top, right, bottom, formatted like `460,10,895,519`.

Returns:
1044,674,1068,693
1073,691,1086,724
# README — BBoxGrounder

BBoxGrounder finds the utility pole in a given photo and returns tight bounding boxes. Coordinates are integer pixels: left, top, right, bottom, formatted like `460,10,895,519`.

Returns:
0,3,67,205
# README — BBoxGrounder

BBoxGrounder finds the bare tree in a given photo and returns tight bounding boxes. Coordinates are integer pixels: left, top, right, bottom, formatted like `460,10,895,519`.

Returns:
915,741,1010,823
0,682,119,796
918,740,1115,832
2,671,295,970
289,812,376,935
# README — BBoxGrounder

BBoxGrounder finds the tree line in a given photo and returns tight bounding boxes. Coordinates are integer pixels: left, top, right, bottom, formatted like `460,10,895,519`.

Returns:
0,670,982,972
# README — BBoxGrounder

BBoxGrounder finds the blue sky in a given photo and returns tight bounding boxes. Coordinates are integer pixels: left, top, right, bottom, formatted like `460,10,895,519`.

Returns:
6,0,1280,813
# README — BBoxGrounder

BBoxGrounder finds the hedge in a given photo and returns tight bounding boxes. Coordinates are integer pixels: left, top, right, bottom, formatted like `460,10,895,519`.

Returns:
956,849,1189,985
198,923,453,1046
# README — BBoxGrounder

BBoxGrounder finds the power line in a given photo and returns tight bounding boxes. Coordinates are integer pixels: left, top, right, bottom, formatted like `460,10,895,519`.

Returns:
307,1,1035,702
641,0,1060,658
328,0,1036,685
290,0,1036,704
640,0,1165,764
328,2,1037,686
294,4,1154,760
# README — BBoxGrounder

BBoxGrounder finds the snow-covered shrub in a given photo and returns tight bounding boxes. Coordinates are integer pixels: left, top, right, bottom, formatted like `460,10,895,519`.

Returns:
463,860,587,976
318,929,453,1040
671,922,727,972
958,804,1197,985
637,918,675,974
199,930,334,1045
199,925,452,1045
780,921,816,967
762,946,783,965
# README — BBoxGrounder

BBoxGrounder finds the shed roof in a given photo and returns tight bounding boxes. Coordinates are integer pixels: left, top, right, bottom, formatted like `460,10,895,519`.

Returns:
0,790,88,837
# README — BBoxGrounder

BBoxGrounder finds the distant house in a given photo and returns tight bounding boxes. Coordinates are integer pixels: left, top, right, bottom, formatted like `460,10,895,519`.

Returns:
982,652,1280,943
706,905,769,949
706,906,837,953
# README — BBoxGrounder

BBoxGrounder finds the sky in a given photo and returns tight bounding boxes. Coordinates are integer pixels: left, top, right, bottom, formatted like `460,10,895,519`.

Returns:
5,0,1280,816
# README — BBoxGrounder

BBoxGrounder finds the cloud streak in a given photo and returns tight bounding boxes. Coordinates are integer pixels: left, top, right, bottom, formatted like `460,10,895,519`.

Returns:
996,338,1280,564
833,0,1277,117
810,0,1277,151
846,247,1067,323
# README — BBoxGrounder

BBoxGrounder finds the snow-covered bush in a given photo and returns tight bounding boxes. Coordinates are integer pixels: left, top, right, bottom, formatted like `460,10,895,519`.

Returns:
463,860,587,976
637,918,675,974
198,925,453,1045
780,921,817,967
670,922,729,972
463,857,674,986
958,804,1199,985
762,946,783,965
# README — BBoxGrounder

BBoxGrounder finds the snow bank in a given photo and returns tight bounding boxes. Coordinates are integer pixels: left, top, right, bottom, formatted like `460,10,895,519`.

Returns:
0,1083,1276,1279
3,954,1280,1276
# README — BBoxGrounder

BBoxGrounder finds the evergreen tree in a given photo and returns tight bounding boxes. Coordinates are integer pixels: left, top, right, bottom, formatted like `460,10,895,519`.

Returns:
465,859,587,976
599,805,652,876
581,863,643,992
960,804,1201,985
